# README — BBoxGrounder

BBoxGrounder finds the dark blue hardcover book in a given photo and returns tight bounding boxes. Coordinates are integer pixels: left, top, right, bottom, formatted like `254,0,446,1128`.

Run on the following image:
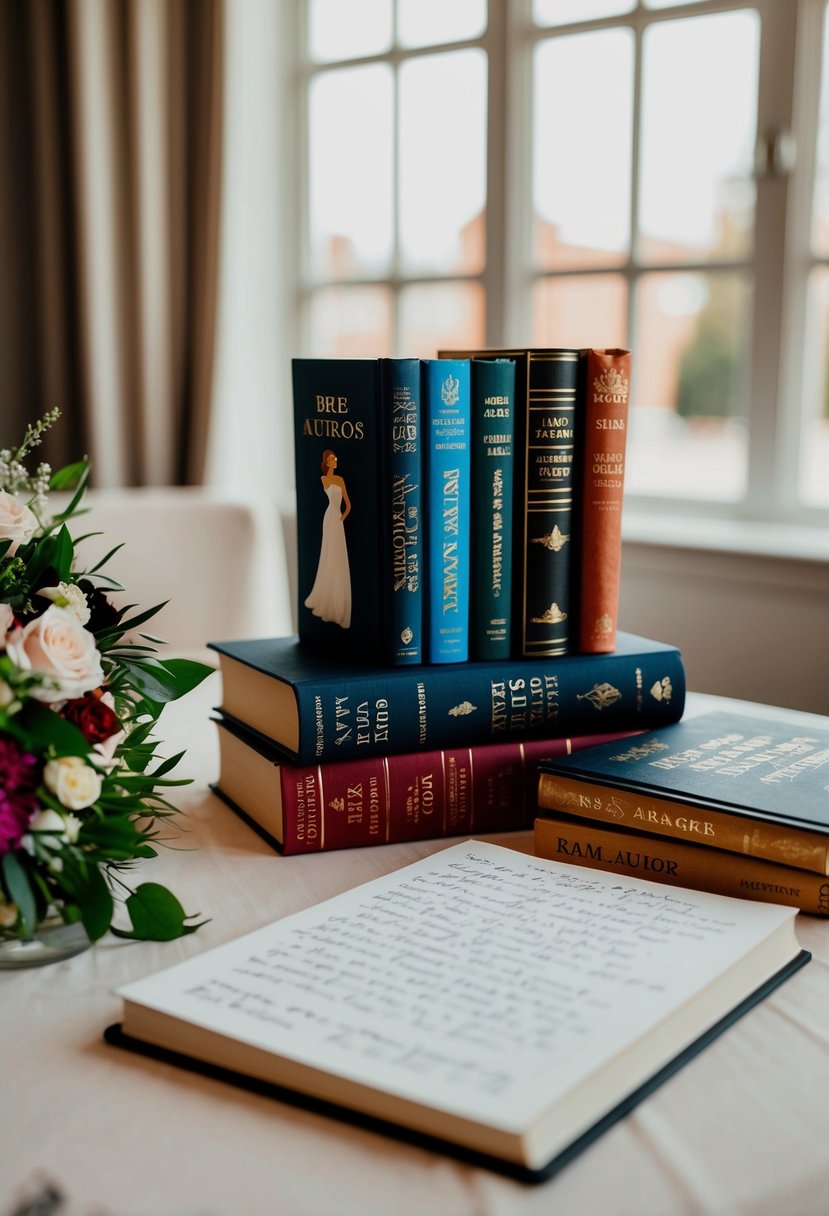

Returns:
423,359,471,664
208,631,686,766
471,358,516,660
381,359,422,664
537,709,829,875
292,359,385,663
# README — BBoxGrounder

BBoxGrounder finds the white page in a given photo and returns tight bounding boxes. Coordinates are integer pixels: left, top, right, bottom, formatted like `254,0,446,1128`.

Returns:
118,840,796,1132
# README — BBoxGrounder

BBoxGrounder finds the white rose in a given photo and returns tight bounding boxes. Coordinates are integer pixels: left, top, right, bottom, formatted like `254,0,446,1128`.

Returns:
43,756,102,811
0,491,38,554
28,807,82,845
38,582,91,625
0,603,13,639
5,604,104,702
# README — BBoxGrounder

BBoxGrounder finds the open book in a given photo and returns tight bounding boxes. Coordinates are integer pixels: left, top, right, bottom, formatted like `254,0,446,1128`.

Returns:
108,841,808,1181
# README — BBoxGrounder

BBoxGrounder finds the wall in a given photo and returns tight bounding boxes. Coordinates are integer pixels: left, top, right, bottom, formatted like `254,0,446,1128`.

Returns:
619,540,829,715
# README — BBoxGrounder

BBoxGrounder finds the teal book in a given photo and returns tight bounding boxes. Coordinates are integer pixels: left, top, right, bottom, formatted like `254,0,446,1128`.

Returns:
537,709,829,878
208,631,686,766
438,348,581,657
292,359,385,663
471,358,516,660
423,359,471,664
381,359,422,664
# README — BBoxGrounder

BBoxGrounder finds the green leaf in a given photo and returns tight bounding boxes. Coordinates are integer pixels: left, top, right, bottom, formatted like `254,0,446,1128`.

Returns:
52,524,74,581
50,459,89,491
2,853,37,936
75,864,113,942
117,883,208,941
157,658,214,698
15,702,91,756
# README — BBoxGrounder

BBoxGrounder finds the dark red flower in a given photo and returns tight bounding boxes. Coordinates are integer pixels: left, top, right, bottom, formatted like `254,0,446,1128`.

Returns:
62,692,121,744
76,581,123,634
0,737,39,855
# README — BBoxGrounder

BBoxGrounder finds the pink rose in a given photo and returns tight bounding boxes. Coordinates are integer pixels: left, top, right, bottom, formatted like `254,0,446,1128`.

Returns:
5,604,105,702
0,491,38,555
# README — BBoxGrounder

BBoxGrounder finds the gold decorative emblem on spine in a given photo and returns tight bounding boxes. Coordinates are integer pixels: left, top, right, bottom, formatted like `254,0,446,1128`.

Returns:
329,797,345,812
531,526,570,552
577,682,622,710
531,602,568,624
595,613,613,635
448,701,477,717
650,677,673,703
401,627,413,645
593,368,629,402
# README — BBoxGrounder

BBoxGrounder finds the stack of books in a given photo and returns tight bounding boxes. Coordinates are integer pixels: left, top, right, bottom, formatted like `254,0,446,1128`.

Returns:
209,345,689,856
533,708,829,916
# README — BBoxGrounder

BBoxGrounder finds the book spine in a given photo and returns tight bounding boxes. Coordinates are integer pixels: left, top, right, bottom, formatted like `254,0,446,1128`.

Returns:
471,359,516,660
578,349,632,653
423,359,471,663
534,815,829,916
516,350,580,657
291,644,685,763
382,359,422,664
292,359,384,662
537,773,829,875
278,734,633,854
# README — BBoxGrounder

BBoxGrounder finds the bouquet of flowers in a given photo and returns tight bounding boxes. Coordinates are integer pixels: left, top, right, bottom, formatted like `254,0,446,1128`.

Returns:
0,411,213,951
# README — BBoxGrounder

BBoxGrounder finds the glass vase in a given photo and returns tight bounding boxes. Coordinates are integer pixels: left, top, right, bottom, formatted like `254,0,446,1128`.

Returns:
0,913,90,969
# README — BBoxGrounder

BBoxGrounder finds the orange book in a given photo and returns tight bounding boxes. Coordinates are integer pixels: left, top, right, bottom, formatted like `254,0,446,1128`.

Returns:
578,348,631,653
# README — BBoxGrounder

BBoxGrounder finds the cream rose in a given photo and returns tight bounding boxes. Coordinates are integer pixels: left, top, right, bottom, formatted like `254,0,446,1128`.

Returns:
5,604,104,702
0,491,38,554
0,603,13,639
43,756,102,811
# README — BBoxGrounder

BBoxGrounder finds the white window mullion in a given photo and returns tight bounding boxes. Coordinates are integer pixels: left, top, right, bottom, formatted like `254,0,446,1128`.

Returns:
744,0,799,518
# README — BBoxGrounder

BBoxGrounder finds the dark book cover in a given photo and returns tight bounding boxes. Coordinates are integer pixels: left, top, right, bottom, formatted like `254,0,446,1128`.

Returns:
381,358,423,664
292,358,385,663
471,358,516,660
209,632,686,765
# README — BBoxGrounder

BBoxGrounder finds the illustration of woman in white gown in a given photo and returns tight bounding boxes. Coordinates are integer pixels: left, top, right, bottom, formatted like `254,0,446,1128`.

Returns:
304,449,352,629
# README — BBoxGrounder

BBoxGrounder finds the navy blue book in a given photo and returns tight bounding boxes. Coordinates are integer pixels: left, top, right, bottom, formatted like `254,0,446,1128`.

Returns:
538,708,829,876
381,359,422,664
292,359,385,663
471,358,516,660
208,631,686,766
423,359,471,664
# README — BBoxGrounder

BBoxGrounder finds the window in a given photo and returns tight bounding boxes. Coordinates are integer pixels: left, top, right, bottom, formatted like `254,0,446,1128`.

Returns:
297,0,829,524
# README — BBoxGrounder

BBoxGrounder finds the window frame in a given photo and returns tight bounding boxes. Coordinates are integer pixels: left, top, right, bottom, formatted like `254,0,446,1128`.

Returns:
294,0,829,530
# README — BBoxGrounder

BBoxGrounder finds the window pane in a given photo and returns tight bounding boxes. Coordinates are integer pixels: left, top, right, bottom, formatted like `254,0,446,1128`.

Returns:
639,12,759,264
308,0,392,63
531,274,627,348
812,3,829,256
397,0,486,48
309,66,393,279
534,0,634,26
798,269,829,506
399,51,487,275
399,281,485,356
533,30,633,270
308,286,392,356
629,271,749,501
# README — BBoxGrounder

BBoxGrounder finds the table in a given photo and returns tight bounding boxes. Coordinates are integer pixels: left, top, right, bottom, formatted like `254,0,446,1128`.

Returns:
2,678,828,1216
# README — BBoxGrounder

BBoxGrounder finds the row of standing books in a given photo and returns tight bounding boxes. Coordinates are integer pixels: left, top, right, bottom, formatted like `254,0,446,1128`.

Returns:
293,347,631,667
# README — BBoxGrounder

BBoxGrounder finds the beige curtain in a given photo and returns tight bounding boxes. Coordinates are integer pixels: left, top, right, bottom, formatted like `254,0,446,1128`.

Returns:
0,0,224,486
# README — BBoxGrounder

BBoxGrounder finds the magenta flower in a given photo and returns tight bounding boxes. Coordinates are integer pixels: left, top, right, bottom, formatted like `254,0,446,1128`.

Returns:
0,737,39,854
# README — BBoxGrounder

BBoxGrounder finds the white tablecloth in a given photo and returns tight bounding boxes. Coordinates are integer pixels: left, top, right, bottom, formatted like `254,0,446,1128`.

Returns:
2,678,828,1216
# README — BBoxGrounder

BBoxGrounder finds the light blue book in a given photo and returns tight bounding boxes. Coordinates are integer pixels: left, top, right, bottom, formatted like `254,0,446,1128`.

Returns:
423,359,471,663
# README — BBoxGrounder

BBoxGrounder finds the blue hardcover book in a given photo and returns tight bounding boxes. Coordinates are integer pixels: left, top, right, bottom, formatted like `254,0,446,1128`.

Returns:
208,631,686,766
423,359,471,664
471,358,516,660
381,359,422,664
